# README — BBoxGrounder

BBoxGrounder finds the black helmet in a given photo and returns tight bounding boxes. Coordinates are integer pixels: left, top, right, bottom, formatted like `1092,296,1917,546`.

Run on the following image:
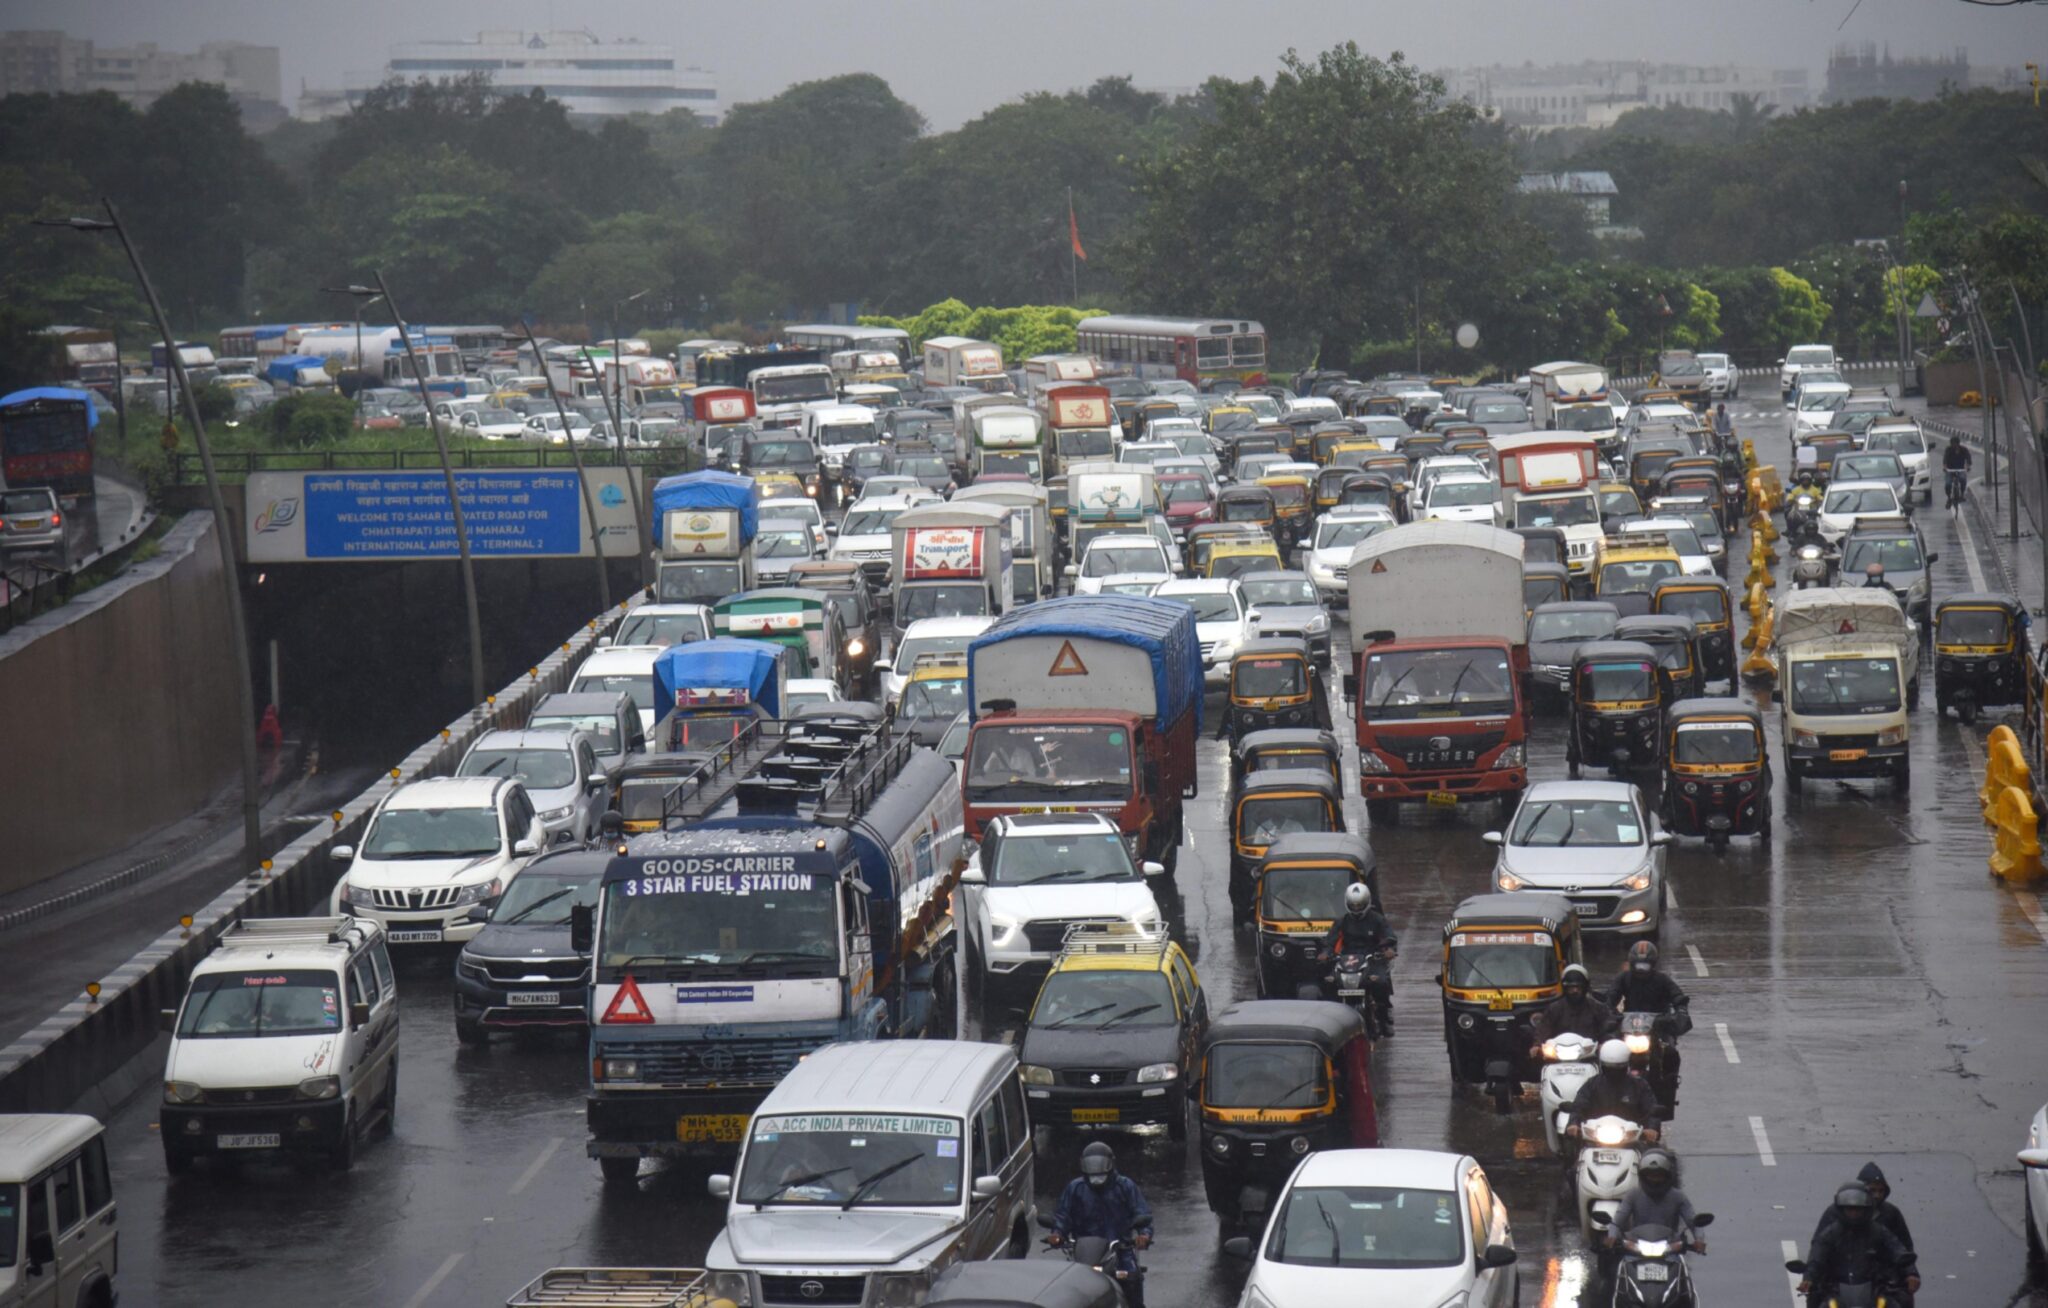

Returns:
1834,1182,1873,1227
1629,941,1660,973
1639,1148,1676,1197
1080,1141,1116,1187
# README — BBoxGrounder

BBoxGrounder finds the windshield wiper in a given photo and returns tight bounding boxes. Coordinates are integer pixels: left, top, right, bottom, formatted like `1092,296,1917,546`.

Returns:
738,949,829,964
1028,868,1112,885
1315,1194,1343,1266
504,888,573,925
1047,1002,1118,1029
841,1152,923,1210
1373,663,1419,708
754,1165,853,1209
1265,888,1314,921
1099,1003,1163,1029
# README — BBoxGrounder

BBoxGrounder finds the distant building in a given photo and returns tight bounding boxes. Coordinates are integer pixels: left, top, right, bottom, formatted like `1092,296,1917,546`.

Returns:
328,29,720,123
1517,171,1619,224
1441,61,1810,132
1823,44,1969,104
0,30,284,126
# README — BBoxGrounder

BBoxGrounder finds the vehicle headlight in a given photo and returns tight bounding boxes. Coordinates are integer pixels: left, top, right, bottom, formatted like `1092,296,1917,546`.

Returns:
872,1272,930,1308
1594,1119,1630,1145
1457,1013,1476,1031
1790,729,1820,748
1136,1063,1179,1083
454,878,502,906
988,914,1020,944
846,637,866,658
1624,1033,1653,1056
1289,1134,1311,1155
706,1271,752,1307
1210,1133,1232,1155
1358,751,1391,774
164,1080,203,1104
1019,1064,1054,1086
601,1057,640,1081
1307,613,1329,634
1492,744,1526,769
1876,726,1907,746
1622,868,1653,892
538,805,573,822
1497,869,1526,891
297,1075,341,1100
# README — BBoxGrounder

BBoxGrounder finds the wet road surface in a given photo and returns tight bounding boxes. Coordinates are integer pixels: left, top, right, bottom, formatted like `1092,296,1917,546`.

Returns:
94,396,2048,1306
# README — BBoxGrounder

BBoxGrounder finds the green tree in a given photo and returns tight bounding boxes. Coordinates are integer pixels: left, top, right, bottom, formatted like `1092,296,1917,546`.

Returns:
860,300,1106,361
1763,268,1830,349
522,212,724,324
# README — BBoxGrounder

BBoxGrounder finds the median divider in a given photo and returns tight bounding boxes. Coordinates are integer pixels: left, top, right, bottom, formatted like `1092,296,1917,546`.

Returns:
0,591,647,1114
1989,785,2045,883
1982,725,2030,820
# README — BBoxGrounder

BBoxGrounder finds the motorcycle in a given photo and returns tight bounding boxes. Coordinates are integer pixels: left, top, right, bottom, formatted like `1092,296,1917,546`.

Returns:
1621,1010,1682,1118
1784,1258,1901,1308
1596,1213,1714,1307
1572,1114,1649,1242
1792,543,1833,590
1312,947,1395,1039
1039,1214,1145,1303
1538,1032,1601,1155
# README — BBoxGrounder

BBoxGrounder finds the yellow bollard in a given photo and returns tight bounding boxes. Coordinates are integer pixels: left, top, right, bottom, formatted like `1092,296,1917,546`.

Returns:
1990,785,2045,882
1984,726,2030,818
1742,439,1758,472
1740,605,1777,680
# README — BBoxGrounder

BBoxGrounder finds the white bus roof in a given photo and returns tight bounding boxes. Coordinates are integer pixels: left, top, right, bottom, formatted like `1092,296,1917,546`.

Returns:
1077,314,1265,336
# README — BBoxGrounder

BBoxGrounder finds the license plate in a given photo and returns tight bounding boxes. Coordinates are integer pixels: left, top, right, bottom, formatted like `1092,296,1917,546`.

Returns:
1019,805,1078,814
1071,1108,1120,1124
1592,1149,1625,1164
218,1133,280,1150
1426,792,1458,807
676,1114,749,1143
1337,989,1366,998
1829,748,1868,762
1487,996,1514,1012
1638,1264,1670,1282
387,929,443,943
507,991,560,1006
1573,903,1599,917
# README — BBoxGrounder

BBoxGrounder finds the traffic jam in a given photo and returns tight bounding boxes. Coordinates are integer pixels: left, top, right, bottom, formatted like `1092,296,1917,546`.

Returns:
15,322,2048,1308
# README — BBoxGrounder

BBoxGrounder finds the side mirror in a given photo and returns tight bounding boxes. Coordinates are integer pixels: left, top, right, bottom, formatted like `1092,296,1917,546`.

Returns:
513,839,539,857
1785,1259,1808,1275
2019,1148,2048,1169
707,1173,732,1198
1481,831,1503,845
1925,552,1938,563
1770,687,1783,704
873,657,892,672
1064,564,1079,578
1481,1244,1518,1269
570,903,594,954
349,1001,372,1029
971,1174,1002,1200
1036,1212,1057,1231
1221,1236,1255,1261
1692,1213,1716,1228
27,1231,55,1270
588,772,609,790
597,635,613,648
330,845,355,862
160,1007,179,1033
1141,860,1167,878
959,862,986,885
1651,831,1675,847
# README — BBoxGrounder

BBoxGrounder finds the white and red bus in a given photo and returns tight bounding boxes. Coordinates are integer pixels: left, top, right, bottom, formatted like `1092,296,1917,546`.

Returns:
1074,314,1267,386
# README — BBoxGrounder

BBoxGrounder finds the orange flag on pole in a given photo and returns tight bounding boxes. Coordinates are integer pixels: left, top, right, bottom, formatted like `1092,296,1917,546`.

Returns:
1069,197,1087,261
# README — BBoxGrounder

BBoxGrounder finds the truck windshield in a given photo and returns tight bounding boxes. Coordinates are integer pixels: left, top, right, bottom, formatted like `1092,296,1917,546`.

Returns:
755,376,833,404
1515,495,1598,528
1789,657,1901,715
656,563,741,604
177,969,344,1038
599,875,836,970
898,585,987,623
1361,649,1515,720
1262,868,1349,922
1204,1042,1326,1109
737,1113,964,1208
1059,429,1114,458
1556,406,1614,432
966,724,1132,802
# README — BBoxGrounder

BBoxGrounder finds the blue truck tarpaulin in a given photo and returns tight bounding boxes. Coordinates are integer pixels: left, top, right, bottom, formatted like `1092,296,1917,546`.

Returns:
967,594,1202,734
650,470,760,547
0,386,99,431
652,637,784,723
263,354,326,384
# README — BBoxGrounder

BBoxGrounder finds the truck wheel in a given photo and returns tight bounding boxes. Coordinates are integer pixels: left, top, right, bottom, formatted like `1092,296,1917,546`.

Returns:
1894,761,1911,792
1784,755,1803,790
327,1108,357,1173
600,1156,641,1188
1906,679,1920,711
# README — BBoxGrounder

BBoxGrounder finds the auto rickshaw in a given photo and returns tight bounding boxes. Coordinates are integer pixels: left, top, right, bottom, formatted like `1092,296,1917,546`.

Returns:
1524,562,1571,617
1195,1000,1377,1229
1658,461,1732,534
1314,465,1357,511
1309,423,1356,466
1566,640,1664,777
1224,637,1332,748
1660,697,1772,849
1258,474,1313,549
1214,484,1278,532
1513,526,1569,571
1651,577,1736,683
1133,398,1180,438
1207,537,1284,581
1627,445,1692,506
1439,893,1582,1113
1222,430,1285,477
1935,592,2029,722
1335,472,1401,518
1230,768,1344,923
1361,451,1411,482
1253,833,1381,999
1363,393,1404,418
607,751,712,833
1614,612,1704,702
1230,727,1344,804
1400,432,1448,464
1798,431,1857,486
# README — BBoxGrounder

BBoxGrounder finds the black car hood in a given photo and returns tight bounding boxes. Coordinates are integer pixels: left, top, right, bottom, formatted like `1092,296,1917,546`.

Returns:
1020,1022,1181,1070
463,919,580,962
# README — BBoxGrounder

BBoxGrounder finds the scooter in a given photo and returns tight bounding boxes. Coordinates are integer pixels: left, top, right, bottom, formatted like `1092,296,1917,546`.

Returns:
1573,1114,1649,1243
1039,1214,1145,1303
1596,1212,1714,1307
1538,1032,1600,1155
1784,1259,1899,1307
1792,543,1833,590
1620,1011,1681,1118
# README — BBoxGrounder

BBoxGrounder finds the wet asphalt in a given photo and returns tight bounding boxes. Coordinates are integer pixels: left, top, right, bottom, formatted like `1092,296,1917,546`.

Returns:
86,393,2048,1307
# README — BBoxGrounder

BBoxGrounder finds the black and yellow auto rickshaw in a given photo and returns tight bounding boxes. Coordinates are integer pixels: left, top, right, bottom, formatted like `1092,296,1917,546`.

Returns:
1362,394,1404,418
607,751,711,833
1614,612,1704,702
1314,464,1358,511
1439,892,1581,1113
1230,728,1343,804
1230,768,1344,924
1361,451,1412,484
1196,1000,1378,1228
1628,443,1692,506
1215,484,1279,534
1935,592,2029,723
1133,398,1180,438
1336,472,1401,518
1657,461,1731,532
1222,430,1285,477
1258,474,1314,550
1309,423,1356,466
1253,833,1381,999
1660,697,1771,849
1512,525,1569,571
1400,432,1448,465
1651,577,1736,683
1524,562,1571,617
1566,640,1663,777
1224,637,1332,749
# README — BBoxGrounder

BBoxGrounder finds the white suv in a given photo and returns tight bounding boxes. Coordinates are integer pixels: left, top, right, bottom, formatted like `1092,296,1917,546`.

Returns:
961,813,1164,989
330,775,545,944
1779,343,1838,402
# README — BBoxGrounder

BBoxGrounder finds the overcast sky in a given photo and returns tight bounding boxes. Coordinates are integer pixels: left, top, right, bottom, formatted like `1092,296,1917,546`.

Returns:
18,0,2035,128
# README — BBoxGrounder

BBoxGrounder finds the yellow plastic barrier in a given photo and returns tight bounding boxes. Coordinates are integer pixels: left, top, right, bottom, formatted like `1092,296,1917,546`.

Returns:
1742,538,1776,591
1751,465,1782,514
1745,580,1770,623
1989,784,2044,883
1740,605,1777,680
1751,507,1779,545
1742,439,1758,473
1982,725,2029,817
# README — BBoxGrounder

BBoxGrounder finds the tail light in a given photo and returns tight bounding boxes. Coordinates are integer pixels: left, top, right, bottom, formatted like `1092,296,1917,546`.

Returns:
49,513,61,526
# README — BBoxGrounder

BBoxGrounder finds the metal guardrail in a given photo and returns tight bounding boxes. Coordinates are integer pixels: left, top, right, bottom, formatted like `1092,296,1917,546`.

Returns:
173,444,702,485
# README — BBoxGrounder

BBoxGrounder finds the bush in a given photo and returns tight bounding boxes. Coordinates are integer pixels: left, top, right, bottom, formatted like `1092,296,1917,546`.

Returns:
264,391,356,447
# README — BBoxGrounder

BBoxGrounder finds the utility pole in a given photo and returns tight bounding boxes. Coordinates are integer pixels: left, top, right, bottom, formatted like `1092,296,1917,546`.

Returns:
321,286,384,427
520,318,612,612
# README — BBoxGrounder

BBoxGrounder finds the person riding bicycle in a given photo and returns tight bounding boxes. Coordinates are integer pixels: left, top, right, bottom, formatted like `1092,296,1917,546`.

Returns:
1944,435,1972,508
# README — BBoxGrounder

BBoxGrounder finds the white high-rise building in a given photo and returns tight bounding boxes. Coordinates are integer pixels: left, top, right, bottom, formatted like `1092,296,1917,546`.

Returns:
1440,61,1810,132
331,29,719,123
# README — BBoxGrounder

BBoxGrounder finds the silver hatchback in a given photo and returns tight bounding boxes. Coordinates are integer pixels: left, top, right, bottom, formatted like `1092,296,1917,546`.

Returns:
1484,781,1670,934
0,488,68,564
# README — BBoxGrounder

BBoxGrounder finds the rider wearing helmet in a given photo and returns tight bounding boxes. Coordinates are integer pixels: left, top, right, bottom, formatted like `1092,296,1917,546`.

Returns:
1318,881,1397,1027
1813,1161,1914,1253
1608,940,1691,1099
1608,1148,1703,1251
1565,1038,1662,1142
1798,1182,1919,1307
1530,963,1617,1056
1051,1142,1154,1307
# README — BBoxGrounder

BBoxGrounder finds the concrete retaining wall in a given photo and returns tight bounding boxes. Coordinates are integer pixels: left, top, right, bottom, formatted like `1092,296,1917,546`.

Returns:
0,516,240,896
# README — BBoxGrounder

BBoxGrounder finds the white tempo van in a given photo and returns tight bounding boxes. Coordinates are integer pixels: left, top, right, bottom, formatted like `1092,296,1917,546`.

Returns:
0,1115,117,1308
159,917,399,1173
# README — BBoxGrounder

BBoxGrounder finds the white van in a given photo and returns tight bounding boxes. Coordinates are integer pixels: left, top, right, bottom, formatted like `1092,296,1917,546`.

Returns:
159,917,399,1173
703,1041,1035,1308
0,1115,117,1308
1773,588,1917,792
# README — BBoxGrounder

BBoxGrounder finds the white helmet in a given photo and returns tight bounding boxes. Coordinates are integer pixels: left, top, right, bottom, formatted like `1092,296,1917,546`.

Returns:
1344,883,1372,913
1598,1038,1631,1069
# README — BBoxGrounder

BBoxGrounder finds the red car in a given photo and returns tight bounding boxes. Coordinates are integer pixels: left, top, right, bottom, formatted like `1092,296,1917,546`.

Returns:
1158,472,1215,534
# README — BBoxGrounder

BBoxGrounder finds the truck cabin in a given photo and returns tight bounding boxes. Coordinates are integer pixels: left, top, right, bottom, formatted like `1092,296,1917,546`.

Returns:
961,711,1152,836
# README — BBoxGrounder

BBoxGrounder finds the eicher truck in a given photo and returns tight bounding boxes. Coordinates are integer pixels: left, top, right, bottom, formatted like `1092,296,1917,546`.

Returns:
888,502,1015,643
922,336,1008,392
963,595,1201,876
651,471,759,605
1528,360,1618,453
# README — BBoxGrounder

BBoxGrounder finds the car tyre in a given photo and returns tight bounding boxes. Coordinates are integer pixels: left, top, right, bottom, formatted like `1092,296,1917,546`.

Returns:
327,1106,357,1173
381,1061,398,1135
1168,1091,1189,1143
600,1156,641,1188
455,1016,488,1046
1365,799,1398,827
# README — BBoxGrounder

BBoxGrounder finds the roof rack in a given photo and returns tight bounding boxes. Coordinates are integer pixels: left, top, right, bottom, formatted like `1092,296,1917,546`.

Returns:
219,917,368,951
504,1267,708,1308
1058,922,1172,959
654,715,912,826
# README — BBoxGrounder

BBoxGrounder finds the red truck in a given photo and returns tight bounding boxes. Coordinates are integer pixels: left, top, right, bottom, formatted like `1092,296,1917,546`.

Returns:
962,595,1201,876
1343,522,1528,822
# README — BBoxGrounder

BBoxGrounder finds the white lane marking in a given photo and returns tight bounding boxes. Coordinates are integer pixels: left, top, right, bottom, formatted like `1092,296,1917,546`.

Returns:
400,1252,466,1308
1663,880,1679,911
509,1136,563,1196
1749,1115,1777,1165
1716,1022,1741,1064
1783,1239,1805,1307
2017,891,2048,945
1962,729,1987,777
1955,500,1990,594
1685,944,1709,977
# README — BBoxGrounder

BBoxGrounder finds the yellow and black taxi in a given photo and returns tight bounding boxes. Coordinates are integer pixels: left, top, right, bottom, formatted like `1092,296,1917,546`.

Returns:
1651,576,1736,684
1253,831,1380,999
1660,696,1771,849
1566,639,1664,777
1229,767,1344,924
1205,536,1284,582
1594,530,1684,619
1438,892,1582,1113
1229,727,1342,806
1935,591,2028,723
1195,999,1378,1229
1017,925,1207,1140
1223,637,1331,748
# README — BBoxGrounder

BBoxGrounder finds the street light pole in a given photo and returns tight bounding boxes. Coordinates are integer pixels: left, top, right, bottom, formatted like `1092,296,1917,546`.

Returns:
518,318,611,613
38,201,264,866
369,272,486,707
321,286,383,428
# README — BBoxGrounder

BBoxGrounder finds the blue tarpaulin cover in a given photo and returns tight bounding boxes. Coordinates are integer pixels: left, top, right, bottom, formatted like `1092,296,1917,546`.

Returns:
650,471,760,547
652,637,784,723
263,354,327,384
967,594,1202,733
0,387,99,431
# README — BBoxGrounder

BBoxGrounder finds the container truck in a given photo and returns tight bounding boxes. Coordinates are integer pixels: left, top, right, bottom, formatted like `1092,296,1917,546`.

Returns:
650,471,759,605
951,482,1053,603
46,327,119,392
1064,460,1158,566
888,502,1015,643
966,404,1044,481
650,637,789,751
1527,361,1618,451
922,336,1008,392
1022,352,1099,397
262,353,335,391
963,595,1202,877
1344,521,1528,821
1488,433,1602,582
1040,383,1118,474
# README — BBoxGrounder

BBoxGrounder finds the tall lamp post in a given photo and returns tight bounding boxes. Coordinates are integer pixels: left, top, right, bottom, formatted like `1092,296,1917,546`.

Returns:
36,201,263,865
320,285,384,421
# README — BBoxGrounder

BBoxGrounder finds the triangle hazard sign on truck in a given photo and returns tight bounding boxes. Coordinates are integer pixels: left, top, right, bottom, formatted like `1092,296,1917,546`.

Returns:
1048,640,1090,677
1370,558,1388,574
601,974,655,1024
1837,619,1857,634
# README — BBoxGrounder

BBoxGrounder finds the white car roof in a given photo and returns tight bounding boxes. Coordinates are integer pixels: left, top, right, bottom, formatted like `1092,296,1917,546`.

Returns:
901,615,996,640
1825,480,1897,496
1083,534,1164,552
0,1116,103,1176
381,774,506,811
990,811,1123,838
577,646,663,676
1156,577,1242,597
1520,778,1639,803
1291,1147,1475,1191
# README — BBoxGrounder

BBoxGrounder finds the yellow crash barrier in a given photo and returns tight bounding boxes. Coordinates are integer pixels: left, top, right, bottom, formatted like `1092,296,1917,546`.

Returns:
1742,439,1758,473
1749,465,1782,514
1989,785,2044,883
1740,605,1777,680
1743,539,1776,591
1751,507,1779,545
1982,725,2030,818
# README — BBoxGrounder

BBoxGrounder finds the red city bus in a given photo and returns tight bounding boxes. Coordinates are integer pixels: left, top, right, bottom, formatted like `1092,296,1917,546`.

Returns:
0,388,96,500
1075,315,1267,387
